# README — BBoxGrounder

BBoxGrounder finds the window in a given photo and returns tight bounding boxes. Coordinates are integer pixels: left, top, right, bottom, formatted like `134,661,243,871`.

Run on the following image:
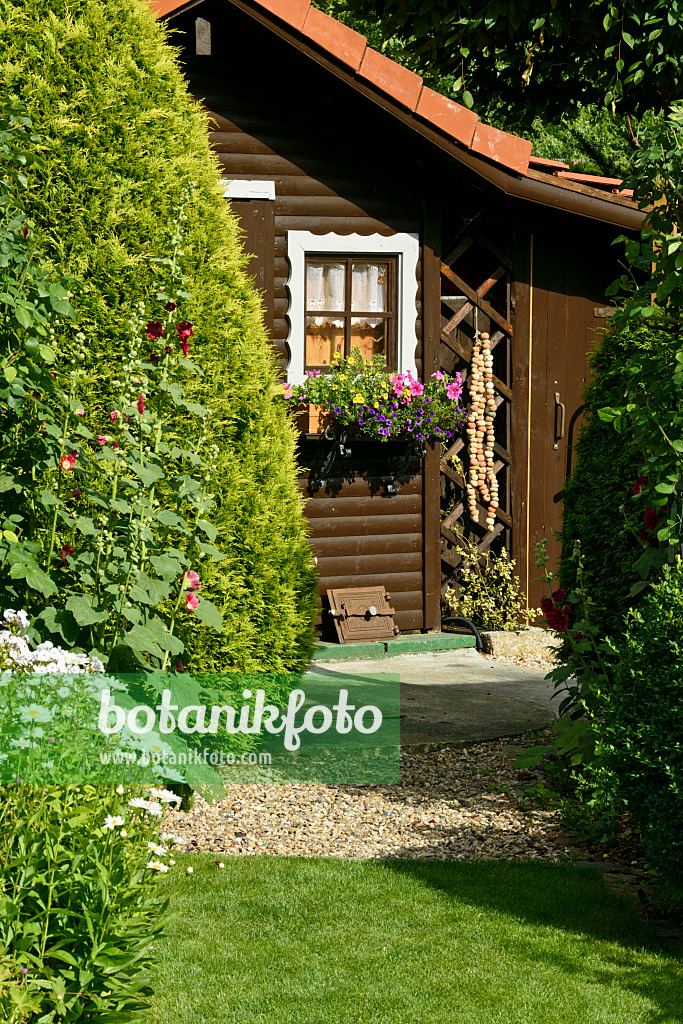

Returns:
286,231,419,384
305,257,396,370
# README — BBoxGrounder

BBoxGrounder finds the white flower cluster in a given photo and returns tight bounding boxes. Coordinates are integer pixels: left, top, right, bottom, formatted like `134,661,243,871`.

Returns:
0,609,104,674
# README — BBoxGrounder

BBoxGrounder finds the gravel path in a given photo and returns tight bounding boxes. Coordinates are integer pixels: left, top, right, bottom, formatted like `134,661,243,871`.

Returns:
167,734,567,862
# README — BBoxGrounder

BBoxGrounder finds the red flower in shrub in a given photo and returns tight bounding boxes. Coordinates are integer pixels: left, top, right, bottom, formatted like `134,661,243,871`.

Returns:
60,544,74,564
177,320,193,340
541,594,570,633
632,476,647,495
146,321,164,340
644,506,660,531
137,395,145,415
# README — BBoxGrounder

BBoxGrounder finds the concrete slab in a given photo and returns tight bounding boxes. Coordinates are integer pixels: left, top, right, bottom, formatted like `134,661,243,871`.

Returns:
306,648,559,747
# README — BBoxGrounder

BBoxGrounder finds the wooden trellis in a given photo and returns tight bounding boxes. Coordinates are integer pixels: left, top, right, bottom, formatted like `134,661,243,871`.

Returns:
438,230,513,600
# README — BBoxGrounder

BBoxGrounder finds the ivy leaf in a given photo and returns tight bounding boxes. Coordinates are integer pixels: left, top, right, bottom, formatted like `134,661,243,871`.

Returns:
65,595,109,627
192,597,223,634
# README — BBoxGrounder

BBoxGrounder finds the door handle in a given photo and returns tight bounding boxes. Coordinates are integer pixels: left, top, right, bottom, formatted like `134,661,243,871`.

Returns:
553,392,565,450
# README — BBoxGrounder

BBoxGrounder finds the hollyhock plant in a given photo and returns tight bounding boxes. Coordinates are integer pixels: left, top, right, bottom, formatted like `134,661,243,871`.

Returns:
185,593,199,611
285,347,467,445
632,475,647,495
644,505,660,531
60,544,74,564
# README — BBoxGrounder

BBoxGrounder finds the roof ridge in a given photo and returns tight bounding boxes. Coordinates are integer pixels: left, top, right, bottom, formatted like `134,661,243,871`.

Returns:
150,0,533,175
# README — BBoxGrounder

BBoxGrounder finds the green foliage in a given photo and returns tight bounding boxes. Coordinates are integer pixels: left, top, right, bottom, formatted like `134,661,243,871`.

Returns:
286,348,467,444
559,316,663,637
322,0,683,119
445,532,537,631
0,0,317,674
595,559,683,906
0,783,182,1021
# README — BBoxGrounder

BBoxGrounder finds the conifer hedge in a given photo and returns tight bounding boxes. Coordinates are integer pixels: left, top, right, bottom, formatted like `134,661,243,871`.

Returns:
0,0,317,672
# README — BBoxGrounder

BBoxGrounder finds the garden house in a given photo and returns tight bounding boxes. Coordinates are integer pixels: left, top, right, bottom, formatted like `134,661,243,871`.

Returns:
153,0,643,629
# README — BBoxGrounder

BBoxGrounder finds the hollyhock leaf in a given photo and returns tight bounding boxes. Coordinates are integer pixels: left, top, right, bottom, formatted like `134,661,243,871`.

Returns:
145,616,185,655
39,489,61,507
150,553,185,581
35,606,79,646
156,509,189,532
10,561,58,598
65,595,108,627
129,461,164,487
0,473,21,493
127,585,155,607
196,519,219,542
196,540,225,561
123,625,165,661
137,574,171,604
75,516,99,537
193,597,223,633
121,605,143,625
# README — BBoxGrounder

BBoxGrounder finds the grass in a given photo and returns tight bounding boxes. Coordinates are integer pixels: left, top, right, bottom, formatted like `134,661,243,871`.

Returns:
145,855,683,1023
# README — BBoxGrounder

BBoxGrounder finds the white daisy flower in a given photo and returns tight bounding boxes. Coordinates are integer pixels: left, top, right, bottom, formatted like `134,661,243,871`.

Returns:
128,797,150,811
146,860,169,873
103,815,125,830
147,842,168,856
150,787,181,804
146,801,163,817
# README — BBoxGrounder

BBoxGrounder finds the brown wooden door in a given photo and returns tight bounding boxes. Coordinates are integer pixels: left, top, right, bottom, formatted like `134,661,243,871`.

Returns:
527,235,612,608
229,196,275,338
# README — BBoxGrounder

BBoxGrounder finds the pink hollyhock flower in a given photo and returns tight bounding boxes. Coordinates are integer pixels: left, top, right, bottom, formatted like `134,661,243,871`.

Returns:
632,476,647,495
165,301,177,312
110,410,120,424
185,593,199,611
177,321,193,340
137,395,145,415
60,544,74,564
146,321,164,340
75,408,85,417
60,454,75,472
97,435,107,445
185,570,201,591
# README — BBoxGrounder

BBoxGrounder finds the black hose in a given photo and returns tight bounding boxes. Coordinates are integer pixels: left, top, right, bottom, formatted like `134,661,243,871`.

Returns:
441,615,483,653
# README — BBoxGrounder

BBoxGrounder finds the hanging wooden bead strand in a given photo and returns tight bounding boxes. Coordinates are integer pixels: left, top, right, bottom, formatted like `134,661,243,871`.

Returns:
466,332,498,532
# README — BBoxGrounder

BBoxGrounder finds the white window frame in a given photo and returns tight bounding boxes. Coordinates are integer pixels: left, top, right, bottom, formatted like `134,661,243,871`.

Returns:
285,231,420,385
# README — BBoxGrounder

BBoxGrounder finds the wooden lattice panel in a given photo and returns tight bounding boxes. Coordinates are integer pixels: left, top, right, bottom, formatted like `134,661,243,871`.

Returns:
438,229,513,600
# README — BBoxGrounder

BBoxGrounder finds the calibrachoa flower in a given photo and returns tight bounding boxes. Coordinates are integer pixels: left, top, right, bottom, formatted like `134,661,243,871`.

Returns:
185,570,201,592
60,454,75,472
146,321,164,340
185,593,199,611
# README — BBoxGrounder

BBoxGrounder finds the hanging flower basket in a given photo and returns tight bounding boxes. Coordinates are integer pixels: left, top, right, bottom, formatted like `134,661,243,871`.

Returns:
285,349,467,446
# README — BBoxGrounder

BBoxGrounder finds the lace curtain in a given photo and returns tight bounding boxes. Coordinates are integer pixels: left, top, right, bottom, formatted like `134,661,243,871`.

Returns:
306,261,386,326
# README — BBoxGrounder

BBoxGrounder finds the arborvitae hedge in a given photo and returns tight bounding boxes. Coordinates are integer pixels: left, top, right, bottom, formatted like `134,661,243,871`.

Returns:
0,0,317,672
559,318,662,638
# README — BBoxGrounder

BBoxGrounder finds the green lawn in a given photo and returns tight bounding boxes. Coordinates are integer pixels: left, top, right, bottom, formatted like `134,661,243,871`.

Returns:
146,856,683,1024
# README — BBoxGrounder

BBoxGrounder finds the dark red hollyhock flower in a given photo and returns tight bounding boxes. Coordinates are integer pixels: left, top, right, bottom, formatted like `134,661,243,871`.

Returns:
551,588,566,604
644,506,660,531
180,338,189,357
177,320,193,340
541,594,570,633
164,346,172,354
632,476,647,495
71,488,82,499
150,352,159,362
638,528,650,543
60,544,74,564
165,301,177,312
146,321,164,340
137,394,145,415
175,660,185,672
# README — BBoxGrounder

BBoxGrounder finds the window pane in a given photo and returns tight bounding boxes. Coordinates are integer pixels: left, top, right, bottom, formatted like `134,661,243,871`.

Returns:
350,317,386,363
305,317,344,367
351,263,387,312
306,261,345,312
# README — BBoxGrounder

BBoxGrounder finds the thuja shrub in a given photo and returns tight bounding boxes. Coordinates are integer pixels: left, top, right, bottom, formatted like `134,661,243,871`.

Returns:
0,784,184,1022
559,316,663,637
595,559,683,907
0,0,317,673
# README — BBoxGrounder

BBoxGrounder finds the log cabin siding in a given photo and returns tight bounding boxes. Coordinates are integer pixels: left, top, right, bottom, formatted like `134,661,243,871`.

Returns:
174,2,431,631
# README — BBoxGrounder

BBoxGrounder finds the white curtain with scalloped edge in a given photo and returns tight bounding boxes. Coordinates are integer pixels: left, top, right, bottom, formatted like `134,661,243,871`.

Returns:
306,261,386,327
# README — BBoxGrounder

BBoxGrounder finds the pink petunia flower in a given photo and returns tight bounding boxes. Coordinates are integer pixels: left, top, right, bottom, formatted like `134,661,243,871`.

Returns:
146,321,164,340
431,371,445,381
446,380,463,401
185,593,199,611
284,384,293,398
185,570,201,591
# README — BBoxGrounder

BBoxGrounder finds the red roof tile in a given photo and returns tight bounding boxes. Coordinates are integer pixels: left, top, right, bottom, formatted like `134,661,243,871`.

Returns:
302,7,366,70
358,47,423,111
415,87,478,148
258,0,309,31
471,122,533,176
528,155,570,171
555,171,624,187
